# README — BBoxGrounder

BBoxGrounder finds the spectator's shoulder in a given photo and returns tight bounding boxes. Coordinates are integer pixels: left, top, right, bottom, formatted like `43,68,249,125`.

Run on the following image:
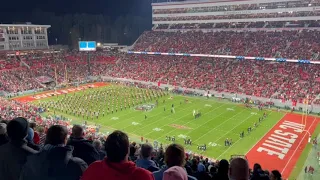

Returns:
68,157,88,173
81,161,104,180
133,167,155,180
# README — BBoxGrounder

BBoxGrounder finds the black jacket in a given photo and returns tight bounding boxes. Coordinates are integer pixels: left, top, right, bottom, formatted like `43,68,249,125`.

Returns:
0,134,9,146
19,145,87,180
0,140,38,180
67,137,99,165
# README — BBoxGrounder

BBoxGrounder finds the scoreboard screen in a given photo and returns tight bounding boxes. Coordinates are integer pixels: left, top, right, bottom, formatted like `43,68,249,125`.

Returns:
79,41,96,51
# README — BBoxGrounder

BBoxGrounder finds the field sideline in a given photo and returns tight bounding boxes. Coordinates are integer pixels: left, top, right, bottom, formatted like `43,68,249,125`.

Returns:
14,82,320,179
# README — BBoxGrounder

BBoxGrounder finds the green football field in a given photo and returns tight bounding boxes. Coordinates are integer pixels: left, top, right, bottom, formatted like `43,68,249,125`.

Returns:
32,85,285,160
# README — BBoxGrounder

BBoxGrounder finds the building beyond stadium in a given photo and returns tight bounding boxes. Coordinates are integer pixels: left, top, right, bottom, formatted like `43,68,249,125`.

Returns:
0,23,50,51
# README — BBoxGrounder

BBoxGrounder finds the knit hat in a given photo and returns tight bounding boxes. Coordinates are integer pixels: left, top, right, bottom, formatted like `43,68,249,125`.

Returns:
7,117,29,140
0,123,6,135
163,166,188,180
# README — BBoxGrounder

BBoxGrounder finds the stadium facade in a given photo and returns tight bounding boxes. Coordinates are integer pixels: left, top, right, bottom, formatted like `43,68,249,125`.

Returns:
0,23,51,51
152,0,320,28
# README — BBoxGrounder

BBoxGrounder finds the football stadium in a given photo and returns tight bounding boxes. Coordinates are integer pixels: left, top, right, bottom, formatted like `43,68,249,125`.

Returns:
0,0,320,180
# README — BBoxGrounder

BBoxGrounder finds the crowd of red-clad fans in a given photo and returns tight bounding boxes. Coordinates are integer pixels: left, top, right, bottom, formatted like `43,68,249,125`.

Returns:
105,55,320,104
0,51,320,104
0,52,116,93
133,30,320,60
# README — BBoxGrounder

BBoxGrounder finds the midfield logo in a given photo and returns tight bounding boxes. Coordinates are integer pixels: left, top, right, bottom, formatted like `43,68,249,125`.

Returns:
135,104,156,111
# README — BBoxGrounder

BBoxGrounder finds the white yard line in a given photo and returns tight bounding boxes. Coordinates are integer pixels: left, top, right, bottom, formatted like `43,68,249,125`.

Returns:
142,102,230,137
217,111,276,159
189,109,250,143
281,117,317,174
128,99,225,133
245,112,287,155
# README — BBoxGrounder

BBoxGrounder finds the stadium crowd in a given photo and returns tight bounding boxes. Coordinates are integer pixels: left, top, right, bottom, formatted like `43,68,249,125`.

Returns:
155,21,320,30
152,0,320,14
0,115,285,180
153,11,320,21
133,30,320,60
1,52,320,104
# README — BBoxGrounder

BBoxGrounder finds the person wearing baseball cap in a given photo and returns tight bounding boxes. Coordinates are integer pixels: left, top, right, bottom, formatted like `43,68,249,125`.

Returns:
0,117,38,180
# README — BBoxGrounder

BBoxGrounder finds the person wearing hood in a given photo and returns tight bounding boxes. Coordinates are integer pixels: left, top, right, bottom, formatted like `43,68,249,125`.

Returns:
0,122,9,146
20,125,88,180
82,130,154,180
0,117,38,180
67,125,99,165
136,143,159,172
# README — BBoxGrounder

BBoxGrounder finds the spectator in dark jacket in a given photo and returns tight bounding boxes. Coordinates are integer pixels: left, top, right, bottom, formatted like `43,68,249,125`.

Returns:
136,143,159,172
92,139,106,160
212,159,229,180
20,125,88,180
269,170,282,180
251,163,269,180
0,122,9,146
129,144,137,162
0,117,38,180
67,125,99,165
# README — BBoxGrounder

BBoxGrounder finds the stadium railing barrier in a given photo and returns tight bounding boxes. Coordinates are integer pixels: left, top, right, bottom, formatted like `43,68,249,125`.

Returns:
127,51,318,64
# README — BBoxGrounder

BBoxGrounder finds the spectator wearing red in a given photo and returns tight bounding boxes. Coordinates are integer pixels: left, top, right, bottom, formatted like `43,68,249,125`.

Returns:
82,130,154,180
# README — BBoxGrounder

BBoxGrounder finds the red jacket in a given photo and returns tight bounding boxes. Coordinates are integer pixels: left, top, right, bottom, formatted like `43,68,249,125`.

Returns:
33,131,40,144
82,158,154,180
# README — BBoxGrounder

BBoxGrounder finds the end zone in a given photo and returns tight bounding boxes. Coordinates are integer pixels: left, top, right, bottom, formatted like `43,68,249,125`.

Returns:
246,113,319,179
13,82,109,103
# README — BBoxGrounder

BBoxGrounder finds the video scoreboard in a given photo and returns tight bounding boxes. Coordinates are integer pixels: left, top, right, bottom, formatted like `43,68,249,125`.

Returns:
79,41,97,51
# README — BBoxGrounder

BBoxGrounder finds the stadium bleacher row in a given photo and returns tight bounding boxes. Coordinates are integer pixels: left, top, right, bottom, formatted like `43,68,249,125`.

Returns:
133,30,320,60
155,21,320,30
153,11,320,21
153,0,320,14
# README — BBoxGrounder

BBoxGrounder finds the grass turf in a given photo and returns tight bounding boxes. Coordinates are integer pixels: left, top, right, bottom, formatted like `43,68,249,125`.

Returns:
32,85,284,160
